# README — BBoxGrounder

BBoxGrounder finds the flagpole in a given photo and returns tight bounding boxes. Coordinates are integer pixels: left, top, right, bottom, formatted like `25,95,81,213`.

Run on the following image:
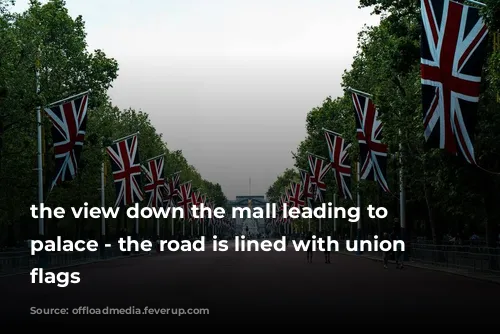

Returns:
156,217,160,236
100,159,106,236
466,0,486,6
135,200,140,236
46,90,90,107
306,151,329,161
333,192,337,237
35,50,44,238
308,217,311,232
356,162,363,255
399,130,407,260
170,203,175,237
182,220,185,236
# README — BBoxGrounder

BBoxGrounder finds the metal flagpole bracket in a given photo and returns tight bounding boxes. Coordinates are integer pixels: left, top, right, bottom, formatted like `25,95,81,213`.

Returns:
143,153,165,163
463,0,486,7
171,170,181,176
306,151,329,161
45,90,90,108
346,87,373,98
111,131,140,144
322,127,343,138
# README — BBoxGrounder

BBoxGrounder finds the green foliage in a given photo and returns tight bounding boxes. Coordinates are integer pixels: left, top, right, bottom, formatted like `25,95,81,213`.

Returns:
0,1,226,245
268,0,500,245
266,168,299,202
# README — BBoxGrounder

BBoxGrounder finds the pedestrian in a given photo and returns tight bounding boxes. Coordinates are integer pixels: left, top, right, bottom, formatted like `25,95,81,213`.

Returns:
391,229,404,269
306,231,313,263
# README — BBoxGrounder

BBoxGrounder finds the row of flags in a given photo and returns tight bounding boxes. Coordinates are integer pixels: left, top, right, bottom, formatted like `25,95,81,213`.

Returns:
271,0,492,226
41,94,229,229
40,0,492,231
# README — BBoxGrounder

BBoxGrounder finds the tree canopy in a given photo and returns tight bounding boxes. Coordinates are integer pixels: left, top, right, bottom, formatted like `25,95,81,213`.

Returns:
0,0,227,246
267,0,500,246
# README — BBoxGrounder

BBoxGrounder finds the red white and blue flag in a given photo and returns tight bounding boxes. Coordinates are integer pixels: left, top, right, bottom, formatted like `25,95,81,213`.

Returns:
106,134,143,207
420,0,488,164
163,171,180,207
207,201,216,225
177,181,192,220
299,169,314,208
142,155,165,208
289,182,305,208
44,92,89,190
351,91,390,192
190,190,201,222
325,129,352,200
308,153,331,202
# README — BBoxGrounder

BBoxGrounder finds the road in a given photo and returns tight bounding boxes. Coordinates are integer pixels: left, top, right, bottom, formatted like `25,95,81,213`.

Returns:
1,243,499,324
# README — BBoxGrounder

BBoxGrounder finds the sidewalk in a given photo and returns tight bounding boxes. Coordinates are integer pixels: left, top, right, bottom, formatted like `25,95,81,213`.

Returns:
337,250,500,285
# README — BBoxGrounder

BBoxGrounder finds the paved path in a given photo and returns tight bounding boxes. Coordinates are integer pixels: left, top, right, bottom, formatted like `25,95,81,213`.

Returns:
1,244,499,324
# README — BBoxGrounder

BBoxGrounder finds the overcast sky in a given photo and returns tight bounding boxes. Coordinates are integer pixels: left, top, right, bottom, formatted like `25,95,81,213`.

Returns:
14,0,380,200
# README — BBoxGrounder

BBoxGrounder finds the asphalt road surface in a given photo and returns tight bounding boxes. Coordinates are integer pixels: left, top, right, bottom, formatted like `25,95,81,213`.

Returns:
1,242,499,324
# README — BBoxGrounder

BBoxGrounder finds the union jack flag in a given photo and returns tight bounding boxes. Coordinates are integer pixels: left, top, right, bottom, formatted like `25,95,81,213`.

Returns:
177,181,192,220
142,155,165,208
44,93,89,190
276,196,285,224
299,169,314,207
351,91,390,192
308,154,331,202
282,194,291,223
289,182,305,208
325,129,352,200
421,0,488,164
198,193,206,224
162,171,180,207
106,134,143,207
190,190,201,221
207,201,215,224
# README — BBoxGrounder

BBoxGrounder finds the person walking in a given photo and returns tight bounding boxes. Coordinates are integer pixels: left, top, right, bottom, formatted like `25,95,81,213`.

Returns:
391,229,404,269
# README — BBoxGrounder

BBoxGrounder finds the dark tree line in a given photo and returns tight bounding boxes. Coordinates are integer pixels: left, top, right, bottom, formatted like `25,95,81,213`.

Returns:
0,0,227,247
267,0,500,247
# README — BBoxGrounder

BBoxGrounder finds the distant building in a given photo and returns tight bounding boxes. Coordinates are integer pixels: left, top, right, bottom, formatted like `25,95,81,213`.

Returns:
228,196,268,235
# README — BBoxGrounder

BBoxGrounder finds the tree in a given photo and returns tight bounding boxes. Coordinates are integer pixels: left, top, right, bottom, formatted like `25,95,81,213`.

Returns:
268,0,500,251
0,1,227,245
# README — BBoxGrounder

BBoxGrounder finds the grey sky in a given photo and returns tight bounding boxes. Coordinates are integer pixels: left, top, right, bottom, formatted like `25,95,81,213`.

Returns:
14,0,380,200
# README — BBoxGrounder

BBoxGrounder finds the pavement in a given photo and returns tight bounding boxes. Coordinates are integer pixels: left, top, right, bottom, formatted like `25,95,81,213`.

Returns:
1,243,499,324
338,250,500,285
